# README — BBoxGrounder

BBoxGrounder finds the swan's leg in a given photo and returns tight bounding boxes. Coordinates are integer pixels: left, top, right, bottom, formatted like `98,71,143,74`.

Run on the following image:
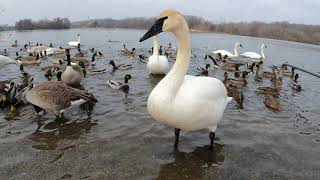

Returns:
174,128,180,148
209,132,215,149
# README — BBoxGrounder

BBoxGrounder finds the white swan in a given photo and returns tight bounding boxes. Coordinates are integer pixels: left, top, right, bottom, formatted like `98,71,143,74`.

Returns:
68,33,80,47
0,55,19,67
241,43,267,60
139,9,232,149
147,35,169,75
213,42,242,58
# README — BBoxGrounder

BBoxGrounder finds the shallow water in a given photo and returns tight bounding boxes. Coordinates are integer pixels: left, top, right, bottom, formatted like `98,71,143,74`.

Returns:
0,28,320,179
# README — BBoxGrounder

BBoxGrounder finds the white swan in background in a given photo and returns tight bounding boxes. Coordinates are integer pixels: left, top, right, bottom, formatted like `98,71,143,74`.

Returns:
0,55,19,67
68,33,80,47
147,35,169,75
213,42,242,58
241,43,267,60
139,9,232,149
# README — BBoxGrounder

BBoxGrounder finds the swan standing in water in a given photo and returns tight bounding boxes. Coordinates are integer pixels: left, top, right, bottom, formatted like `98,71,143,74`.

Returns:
140,9,232,149
68,33,80,47
147,35,169,75
241,43,267,60
213,42,242,58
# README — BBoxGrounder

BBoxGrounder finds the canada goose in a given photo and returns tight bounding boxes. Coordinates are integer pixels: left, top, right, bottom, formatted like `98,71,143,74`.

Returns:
17,53,41,65
68,33,80,47
264,95,281,112
241,43,267,60
213,42,242,58
107,74,132,92
291,74,302,91
90,48,103,57
61,50,85,87
26,81,97,118
196,64,210,76
139,9,232,149
109,60,132,71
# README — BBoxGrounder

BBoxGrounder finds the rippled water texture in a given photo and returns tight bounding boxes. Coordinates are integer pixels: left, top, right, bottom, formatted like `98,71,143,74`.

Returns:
0,29,320,179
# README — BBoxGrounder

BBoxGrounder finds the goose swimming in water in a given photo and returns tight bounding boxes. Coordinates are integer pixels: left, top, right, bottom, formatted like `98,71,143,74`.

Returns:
139,9,232,149
61,49,85,87
25,81,97,118
147,35,169,75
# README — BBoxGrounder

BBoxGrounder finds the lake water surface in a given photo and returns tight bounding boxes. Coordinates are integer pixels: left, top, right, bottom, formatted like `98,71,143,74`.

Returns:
0,28,320,179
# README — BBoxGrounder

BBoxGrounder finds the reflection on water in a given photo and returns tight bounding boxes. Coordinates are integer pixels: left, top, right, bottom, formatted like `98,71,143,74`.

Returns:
157,144,224,180
29,117,97,150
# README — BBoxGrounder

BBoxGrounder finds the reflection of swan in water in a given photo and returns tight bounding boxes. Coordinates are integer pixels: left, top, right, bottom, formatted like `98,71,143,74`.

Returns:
29,117,97,150
157,144,224,179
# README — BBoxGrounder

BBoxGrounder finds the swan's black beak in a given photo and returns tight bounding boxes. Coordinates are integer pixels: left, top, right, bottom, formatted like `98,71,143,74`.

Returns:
139,16,168,42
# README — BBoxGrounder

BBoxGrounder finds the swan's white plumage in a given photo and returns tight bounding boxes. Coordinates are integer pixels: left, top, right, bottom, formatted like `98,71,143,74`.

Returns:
147,36,169,74
0,55,18,66
68,34,80,47
147,10,232,132
241,43,267,59
212,42,241,58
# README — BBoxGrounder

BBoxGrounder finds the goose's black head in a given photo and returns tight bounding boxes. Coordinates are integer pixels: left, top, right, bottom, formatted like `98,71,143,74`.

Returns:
109,60,116,67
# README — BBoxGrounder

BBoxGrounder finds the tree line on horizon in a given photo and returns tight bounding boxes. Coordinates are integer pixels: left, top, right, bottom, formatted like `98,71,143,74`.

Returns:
72,16,320,45
13,16,320,45
15,18,71,30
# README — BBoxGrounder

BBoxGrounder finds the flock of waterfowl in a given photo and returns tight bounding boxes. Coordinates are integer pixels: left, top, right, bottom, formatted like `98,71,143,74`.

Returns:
0,9,303,149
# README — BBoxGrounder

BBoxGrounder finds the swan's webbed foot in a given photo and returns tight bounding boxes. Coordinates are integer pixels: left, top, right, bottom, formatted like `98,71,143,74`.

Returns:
174,128,180,149
209,131,215,149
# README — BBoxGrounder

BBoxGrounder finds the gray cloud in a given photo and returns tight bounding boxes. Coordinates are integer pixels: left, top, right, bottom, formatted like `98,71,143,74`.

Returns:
0,0,319,25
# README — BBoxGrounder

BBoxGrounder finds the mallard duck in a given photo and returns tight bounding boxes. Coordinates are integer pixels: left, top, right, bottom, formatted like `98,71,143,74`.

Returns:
291,73,302,91
61,50,85,87
256,86,280,96
262,66,277,79
138,54,148,63
196,64,210,76
223,72,247,87
226,84,244,109
264,95,281,112
107,74,132,92
17,53,41,65
281,65,294,78
109,60,132,71
26,81,97,118
90,48,103,57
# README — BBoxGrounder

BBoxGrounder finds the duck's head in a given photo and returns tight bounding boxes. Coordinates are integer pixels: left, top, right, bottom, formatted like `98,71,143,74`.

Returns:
79,61,85,69
234,71,240,78
109,60,116,67
242,71,249,78
124,74,132,83
140,9,188,42
58,60,63,65
205,64,210,69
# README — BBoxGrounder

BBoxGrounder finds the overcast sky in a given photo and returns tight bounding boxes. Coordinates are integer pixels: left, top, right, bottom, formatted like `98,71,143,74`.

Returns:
0,0,319,25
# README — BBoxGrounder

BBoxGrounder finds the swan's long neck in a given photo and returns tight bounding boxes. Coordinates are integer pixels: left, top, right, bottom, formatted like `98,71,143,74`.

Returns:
261,45,265,59
234,44,239,56
157,25,191,97
153,36,159,57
